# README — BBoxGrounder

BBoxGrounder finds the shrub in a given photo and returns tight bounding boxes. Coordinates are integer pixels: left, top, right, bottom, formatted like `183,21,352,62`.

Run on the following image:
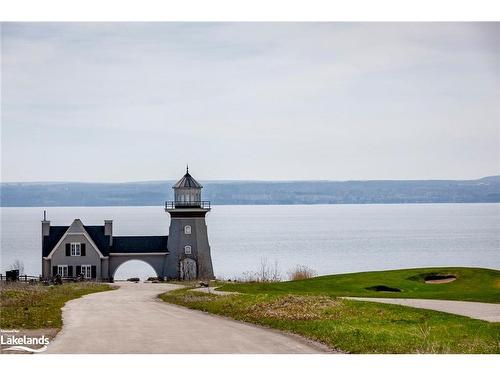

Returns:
288,265,316,281
238,258,282,283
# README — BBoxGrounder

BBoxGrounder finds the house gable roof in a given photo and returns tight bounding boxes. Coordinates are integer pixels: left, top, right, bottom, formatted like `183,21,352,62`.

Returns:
42,224,111,257
42,226,68,257
42,223,168,257
84,225,111,254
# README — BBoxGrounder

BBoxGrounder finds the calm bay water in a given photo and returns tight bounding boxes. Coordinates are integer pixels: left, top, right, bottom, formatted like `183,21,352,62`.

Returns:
1,204,499,280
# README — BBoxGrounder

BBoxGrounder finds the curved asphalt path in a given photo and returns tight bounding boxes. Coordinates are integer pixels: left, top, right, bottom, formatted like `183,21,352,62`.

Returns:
45,282,328,354
344,297,500,322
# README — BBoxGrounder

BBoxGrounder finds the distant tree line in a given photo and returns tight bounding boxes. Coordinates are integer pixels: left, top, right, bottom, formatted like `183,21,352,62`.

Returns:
1,176,499,207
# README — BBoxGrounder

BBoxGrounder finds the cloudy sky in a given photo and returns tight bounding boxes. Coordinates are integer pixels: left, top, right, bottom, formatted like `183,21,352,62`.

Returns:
1,23,498,182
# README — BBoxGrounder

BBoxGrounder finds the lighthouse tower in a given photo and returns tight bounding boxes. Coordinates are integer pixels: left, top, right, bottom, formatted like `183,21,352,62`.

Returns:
165,167,214,280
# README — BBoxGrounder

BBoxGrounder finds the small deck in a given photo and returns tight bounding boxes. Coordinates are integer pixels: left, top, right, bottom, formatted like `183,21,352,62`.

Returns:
165,201,211,210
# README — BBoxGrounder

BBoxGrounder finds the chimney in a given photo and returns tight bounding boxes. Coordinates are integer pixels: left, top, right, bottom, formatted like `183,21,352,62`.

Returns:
104,220,113,246
42,210,50,236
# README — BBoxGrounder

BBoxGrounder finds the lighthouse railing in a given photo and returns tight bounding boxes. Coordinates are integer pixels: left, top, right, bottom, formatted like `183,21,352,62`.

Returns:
165,201,211,210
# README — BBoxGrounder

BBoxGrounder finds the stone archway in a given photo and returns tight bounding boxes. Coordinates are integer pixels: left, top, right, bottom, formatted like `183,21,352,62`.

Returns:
108,254,167,281
112,259,159,281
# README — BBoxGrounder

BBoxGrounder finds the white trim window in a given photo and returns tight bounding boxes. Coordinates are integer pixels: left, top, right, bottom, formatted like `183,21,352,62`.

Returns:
184,225,191,235
81,265,92,279
71,243,81,256
184,245,192,255
57,265,68,277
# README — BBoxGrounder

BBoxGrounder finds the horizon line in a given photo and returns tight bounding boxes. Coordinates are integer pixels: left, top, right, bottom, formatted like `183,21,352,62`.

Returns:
1,174,499,185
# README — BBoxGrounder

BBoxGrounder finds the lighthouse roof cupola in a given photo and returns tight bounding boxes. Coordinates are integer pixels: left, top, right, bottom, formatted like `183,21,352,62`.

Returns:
173,166,203,189
171,166,208,208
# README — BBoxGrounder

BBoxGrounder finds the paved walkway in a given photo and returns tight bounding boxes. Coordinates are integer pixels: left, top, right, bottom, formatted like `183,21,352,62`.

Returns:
193,286,239,295
345,297,500,322
45,282,328,354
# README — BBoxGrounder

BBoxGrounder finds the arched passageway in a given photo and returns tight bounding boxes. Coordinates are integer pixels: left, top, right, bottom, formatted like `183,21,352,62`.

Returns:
109,253,167,281
112,259,159,281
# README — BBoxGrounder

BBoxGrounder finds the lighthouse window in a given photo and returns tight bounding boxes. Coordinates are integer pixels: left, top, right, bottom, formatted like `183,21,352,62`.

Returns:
184,245,192,255
184,225,192,235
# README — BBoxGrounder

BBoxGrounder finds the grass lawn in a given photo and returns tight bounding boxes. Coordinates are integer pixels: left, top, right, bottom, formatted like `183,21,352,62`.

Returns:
0,282,113,329
160,267,500,353
219,267,500,303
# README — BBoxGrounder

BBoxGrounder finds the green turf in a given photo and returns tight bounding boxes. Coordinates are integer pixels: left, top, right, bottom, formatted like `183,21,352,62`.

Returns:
0,282,114,329
218,267,500,303
160,288,500,353
160,267,500,353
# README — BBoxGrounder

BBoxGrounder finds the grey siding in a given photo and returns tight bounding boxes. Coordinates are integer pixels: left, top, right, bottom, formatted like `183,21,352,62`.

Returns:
101,258,109,279
50,233,102,279
166,216,214,280
193,218,214,279
42,258,51,279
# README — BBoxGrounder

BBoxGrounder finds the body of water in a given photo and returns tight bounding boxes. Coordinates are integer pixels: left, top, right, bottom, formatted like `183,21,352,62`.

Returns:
1,204,499,280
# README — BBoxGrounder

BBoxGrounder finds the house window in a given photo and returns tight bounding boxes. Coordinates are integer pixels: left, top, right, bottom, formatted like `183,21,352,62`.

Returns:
184,245,192,255
184,225,191,235
81,265,92,279
71,243,81,256
57,265,68,277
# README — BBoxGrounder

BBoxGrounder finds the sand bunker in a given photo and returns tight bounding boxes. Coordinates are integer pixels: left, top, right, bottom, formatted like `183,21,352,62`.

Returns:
365,285,402,292
424,274,457,284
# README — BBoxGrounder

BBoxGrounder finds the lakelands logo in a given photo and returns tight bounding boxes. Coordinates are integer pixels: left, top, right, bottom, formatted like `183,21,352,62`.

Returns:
1,330,50,353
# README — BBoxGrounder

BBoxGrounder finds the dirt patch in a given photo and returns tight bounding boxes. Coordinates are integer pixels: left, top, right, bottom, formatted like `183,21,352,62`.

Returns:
179,291,221,303
365,285,402,292
0,328,58,354
424,275,457,284
247,295,339,321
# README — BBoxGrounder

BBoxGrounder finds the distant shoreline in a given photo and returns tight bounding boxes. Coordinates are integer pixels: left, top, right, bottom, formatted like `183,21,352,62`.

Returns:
2,202,500,209
1,176,499,207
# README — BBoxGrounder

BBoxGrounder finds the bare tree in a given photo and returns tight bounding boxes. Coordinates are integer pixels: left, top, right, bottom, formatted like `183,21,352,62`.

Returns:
270,259,281,282
257,258,281,282
259,257,270,282
10,259,24,275
240,271,259,282
238,258,283,283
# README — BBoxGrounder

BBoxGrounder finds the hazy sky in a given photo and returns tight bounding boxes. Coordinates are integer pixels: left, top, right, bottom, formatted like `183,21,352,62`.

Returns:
1,23,499,182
